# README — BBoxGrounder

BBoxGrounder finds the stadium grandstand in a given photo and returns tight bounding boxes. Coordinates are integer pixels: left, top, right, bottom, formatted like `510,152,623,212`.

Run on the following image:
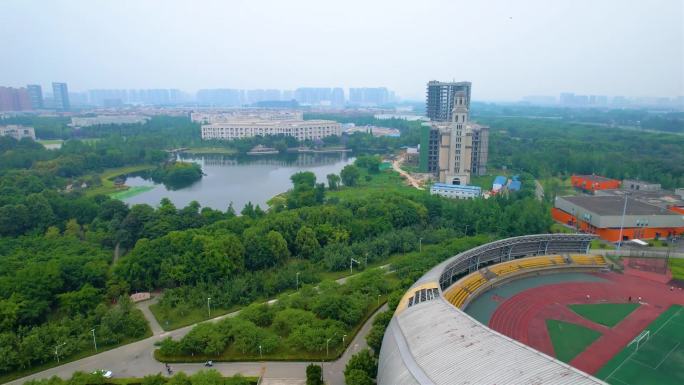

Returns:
378,234,610,385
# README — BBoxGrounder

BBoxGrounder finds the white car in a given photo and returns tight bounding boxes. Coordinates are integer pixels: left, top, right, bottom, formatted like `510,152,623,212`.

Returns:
93,370,113,379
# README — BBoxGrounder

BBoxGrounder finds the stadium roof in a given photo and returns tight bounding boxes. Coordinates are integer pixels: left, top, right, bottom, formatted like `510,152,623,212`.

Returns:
560,195,677,216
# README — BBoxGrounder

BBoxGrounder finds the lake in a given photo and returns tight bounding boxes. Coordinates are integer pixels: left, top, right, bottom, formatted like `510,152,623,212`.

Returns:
121,152,355,211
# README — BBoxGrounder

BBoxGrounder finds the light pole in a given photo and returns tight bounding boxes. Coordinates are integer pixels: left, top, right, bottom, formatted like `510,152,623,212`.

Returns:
342,334,347,347
91,328,98,352
377,294,381,306
464,224,469,236
258,345,263,359
326,338,333,357
419,238,423,252
54,342,66,363
296,272,300,291
617,193,629,252
350,258,359,274
207,297,211,317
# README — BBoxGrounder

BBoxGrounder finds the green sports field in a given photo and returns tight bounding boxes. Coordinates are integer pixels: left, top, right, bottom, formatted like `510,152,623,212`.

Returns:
546,319,602,363
569,303,640,327
595,305,684,385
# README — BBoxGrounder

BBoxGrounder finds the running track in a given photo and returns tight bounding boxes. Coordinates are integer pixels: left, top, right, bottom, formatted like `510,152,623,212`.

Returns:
488,272,684,374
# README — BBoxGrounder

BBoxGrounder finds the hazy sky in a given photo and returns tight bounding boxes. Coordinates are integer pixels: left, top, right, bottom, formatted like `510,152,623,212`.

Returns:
1,0,682,100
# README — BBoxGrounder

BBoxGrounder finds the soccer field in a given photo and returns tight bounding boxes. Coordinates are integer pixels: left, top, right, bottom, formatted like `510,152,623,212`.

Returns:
596,305,684,385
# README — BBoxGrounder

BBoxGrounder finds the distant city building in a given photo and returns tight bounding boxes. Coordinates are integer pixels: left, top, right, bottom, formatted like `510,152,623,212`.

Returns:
349,87,390,106
196,89,243,106
420,81,488,184
426,81,471,122
331,88,345,106
0,125,36,140
521,95,556,105
294,88,338,105
191,110,303,124
374,114,428,121
70,115,150,127
430,183,481,199
201,119,341,141
0,87,31,111
52,82,70,110
26,85,43,109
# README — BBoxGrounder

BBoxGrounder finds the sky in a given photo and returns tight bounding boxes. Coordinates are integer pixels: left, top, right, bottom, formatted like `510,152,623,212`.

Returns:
1,0,682,101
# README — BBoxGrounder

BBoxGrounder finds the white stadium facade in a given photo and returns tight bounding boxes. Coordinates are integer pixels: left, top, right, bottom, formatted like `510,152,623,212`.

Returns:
378,234,610,385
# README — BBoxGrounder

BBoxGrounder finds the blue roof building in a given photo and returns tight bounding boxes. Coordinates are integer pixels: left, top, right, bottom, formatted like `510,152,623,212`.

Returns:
508,180,522,191
430,183,482,200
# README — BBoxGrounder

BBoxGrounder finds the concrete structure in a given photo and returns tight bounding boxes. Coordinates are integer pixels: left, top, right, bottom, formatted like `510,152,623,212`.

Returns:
0,125,36,140
52,82,70,110
595,188,684,215
378,234,604,385
26,85,43,109
420,81,488,182
571,175,620,192
71,115,150,127
426,81,471,122
430,183,481,199
552,195,684,242
201,119,341,141
0,86,32,111
622,179,661,192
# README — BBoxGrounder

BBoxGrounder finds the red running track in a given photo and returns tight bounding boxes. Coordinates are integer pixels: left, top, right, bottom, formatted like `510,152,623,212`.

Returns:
488,272,684,374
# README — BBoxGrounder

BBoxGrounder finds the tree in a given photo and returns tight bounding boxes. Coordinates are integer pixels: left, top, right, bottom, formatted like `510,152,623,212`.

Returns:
326,173,340,190
355,155,381,173
340,165,360,186
295,226,320,260
141,373,166,385
345,369,373,385
344,349,377,379
306,363,323,385
290,171,316,188
189,370,223,385
266,230,290,265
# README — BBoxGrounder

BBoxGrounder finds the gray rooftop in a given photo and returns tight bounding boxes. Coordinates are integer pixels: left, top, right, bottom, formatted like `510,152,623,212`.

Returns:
561,195,678,216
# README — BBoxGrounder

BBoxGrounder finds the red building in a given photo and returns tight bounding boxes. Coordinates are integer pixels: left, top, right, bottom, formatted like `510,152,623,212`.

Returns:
571,175,620,193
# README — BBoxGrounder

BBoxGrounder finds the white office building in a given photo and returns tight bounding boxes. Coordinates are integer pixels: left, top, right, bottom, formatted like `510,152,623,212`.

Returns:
201,119,341,141
0,125,36,140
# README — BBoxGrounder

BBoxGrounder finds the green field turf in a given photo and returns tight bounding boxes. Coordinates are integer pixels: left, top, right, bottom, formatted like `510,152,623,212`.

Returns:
546,319,602,363
569,303,640,327
596,305,684,385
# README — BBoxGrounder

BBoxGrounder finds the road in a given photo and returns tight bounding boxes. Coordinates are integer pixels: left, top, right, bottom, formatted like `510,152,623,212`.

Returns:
534,179,544,201
391,157,424,190
8,274,390,385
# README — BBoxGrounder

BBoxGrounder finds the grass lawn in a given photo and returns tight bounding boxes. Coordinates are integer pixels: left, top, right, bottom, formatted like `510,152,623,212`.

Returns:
150,303,240,331
327,168,426,201
470,175,496,190
0,309,152,384
540,175,576,198
596,305,684,385
669,258,684,280
37,139,64,145
109,185,156,200
546,319,602,363
590,239,615,250
569,303,640,327
550,223,575,234
185,147,238,155
99,375,257,385
86,164,155,197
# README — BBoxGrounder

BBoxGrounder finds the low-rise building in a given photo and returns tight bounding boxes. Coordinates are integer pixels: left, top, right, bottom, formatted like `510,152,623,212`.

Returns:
552,195,684,242
430,183,482,199
201,119,341,141
492,176,507,192
0,125,36,140
191,110,303,123
622,179,662,192
571,174,620,192
71,115,150,127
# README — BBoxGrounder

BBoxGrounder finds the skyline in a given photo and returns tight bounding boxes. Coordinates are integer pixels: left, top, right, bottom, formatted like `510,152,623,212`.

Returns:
1,0,683,101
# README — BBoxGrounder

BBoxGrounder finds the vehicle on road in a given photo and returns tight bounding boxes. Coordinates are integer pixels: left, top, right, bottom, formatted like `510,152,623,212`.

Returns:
93,370,113,379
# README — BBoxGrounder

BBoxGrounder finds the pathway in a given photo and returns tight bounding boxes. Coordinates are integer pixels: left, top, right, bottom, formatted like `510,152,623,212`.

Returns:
391,156,424,190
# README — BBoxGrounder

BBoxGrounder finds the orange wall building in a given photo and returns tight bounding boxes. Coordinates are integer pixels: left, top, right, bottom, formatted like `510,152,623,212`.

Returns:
552,195,684,243
571,175,620,193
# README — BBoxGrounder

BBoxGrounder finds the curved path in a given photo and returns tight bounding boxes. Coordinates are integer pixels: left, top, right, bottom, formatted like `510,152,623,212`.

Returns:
8,294,388,385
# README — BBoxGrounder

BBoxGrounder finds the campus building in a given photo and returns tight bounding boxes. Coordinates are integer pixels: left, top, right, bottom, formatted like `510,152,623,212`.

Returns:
0,125,36,140
420,82,488,184
552,195,684,242
191,110,304,124
430,183,482,199
70,115,150,127
200,119,341,141
571,174,620,192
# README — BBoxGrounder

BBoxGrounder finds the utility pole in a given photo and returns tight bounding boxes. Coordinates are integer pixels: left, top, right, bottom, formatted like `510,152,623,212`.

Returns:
91,328,98,352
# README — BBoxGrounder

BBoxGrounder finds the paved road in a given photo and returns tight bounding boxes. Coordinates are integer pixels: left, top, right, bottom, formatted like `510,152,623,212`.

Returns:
8,277,390,385
534,179,544,201
136,297,164,336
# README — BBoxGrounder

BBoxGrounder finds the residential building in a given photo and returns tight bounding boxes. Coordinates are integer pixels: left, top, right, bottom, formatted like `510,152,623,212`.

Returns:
201,119,341,141
426,81,471,122
26,85,43,109
191,110,303,124
52,82,70,110
294,88,335,105
552,195,684,242
196,89,243,106
430,183,482,199
71,115,150,127
0,125,36,140
349,87,390,106
0,87,31,111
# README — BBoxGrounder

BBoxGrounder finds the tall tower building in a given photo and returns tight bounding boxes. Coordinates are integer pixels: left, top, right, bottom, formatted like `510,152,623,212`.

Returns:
52,82,70,110
26,85,43,109
426,81,472,122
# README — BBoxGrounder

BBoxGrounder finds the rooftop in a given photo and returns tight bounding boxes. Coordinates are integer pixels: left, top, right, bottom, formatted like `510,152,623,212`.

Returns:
574,174,619,183
560,195,679,216
595,189,684,210
432,183,481,192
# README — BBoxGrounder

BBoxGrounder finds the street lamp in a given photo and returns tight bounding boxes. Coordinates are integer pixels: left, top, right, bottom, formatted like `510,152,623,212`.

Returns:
296,272,300,291
207,297,211,317
350,258,360,274
464,224,469,236
342,334,347,347
617,193,630,252
258,345,263,359
54,342,66,363
377,294,381,306
91,328,98,352
326,338,333,357
419,238,423,252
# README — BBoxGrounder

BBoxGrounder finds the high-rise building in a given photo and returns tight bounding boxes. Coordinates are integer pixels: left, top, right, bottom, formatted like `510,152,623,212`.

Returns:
331,88,345,106
294,88,335,105
0,87,32,111
26,85,43,109
420,81,488,184
426,81,471,122
196,89,243,106
52,82,70,110
349,87,390,106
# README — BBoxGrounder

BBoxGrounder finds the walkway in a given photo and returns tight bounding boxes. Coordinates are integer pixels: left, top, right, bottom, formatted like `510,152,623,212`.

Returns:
391,156,424,190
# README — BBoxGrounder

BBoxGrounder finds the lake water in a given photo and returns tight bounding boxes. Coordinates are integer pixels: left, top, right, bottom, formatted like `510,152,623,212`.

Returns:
122,152,355,211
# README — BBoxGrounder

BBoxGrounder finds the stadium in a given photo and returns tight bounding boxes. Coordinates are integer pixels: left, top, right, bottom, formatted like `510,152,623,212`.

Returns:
378,234,684,385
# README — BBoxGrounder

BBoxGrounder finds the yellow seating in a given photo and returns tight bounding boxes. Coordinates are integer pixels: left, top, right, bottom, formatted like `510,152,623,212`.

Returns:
445,272,486,308
571,254,607,265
